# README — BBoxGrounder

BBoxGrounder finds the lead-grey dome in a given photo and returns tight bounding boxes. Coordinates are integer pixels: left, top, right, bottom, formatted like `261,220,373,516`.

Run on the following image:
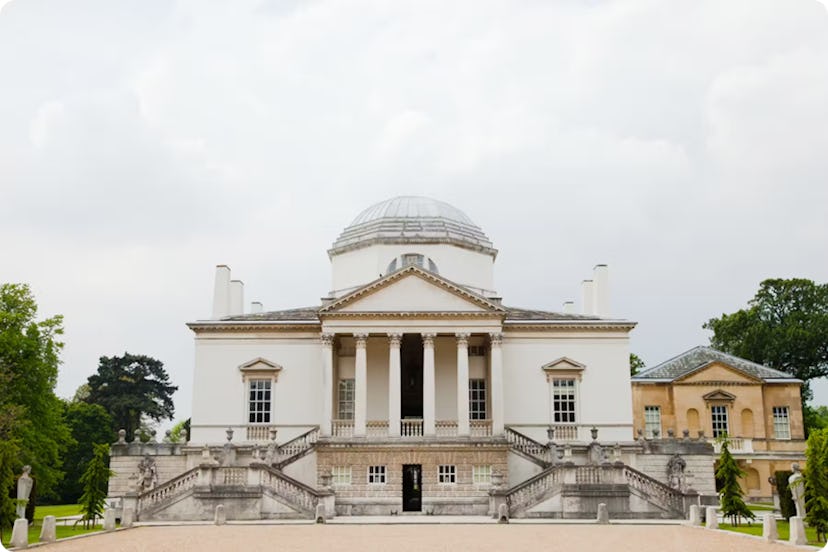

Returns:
329,196,496,257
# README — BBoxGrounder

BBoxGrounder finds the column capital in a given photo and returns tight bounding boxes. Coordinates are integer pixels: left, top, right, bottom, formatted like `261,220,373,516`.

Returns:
354,333,368,348
387,333,403,347
455,332,470,346
320,333,335,347
489,332,503,346
422,333,436,347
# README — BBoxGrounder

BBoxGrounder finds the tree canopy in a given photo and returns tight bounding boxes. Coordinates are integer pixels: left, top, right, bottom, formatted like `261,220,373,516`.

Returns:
630,353,645,376
0,283,70,501
85,353,178,437
805,428,828,542
704,278,828,403
715,439,754,526
56,400,116,504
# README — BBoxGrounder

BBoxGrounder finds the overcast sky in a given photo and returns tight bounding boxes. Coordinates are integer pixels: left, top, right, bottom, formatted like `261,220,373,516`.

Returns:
2,0,827,429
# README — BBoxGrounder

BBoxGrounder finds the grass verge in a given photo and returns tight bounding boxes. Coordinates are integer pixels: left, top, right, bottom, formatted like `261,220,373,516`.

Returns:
0,504,109,547
720,520,825,546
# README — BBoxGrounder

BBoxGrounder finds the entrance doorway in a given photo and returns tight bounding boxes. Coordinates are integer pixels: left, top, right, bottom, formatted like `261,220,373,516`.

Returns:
402,464,422,512
400,334,423,419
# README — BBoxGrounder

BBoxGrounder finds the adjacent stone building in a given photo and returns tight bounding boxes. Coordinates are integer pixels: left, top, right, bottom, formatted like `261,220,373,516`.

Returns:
631,346,807,501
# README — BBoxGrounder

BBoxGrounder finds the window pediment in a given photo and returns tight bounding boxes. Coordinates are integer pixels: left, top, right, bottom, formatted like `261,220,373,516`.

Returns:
239,357,283,381
542,357,586,381
702,389,736,403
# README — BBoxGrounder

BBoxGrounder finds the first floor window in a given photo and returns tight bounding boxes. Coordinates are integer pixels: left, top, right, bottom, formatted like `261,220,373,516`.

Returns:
469,379,487,420
338,379,355,419
644,406,661,438
248,379,271,423
472,465,491,485
438,465,456,484
552,378,576,423
331,466,352,486
773,406,791,439
711,405,729,438
368,465,386,484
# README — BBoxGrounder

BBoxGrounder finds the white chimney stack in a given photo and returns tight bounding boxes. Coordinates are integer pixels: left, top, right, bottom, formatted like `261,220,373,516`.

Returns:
593,264,610,317
251,301,263,314
581,280,594,315
230,280,244,316
563,301,575,314
212,265,231,319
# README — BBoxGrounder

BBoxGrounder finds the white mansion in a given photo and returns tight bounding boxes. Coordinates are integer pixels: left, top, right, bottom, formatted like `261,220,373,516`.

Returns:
109,196,716,520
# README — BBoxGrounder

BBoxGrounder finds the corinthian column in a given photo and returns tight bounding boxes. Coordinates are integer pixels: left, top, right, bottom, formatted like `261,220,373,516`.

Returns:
422,333,436,436
388,333,402,437
354,333,368,437
456,333,470,436
320,333,335,436
490,332,504,436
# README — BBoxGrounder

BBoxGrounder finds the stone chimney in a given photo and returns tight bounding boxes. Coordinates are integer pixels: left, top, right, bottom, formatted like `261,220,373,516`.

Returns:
581,280,594,315
250,301,263,314
593,264,610,317
229,280,244,316
212,265,231,319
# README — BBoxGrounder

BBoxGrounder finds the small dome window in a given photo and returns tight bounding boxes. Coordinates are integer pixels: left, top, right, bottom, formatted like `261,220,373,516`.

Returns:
386,254,439,275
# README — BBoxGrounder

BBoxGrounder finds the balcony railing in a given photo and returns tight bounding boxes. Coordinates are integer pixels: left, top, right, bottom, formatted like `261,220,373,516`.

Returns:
246,425,274,442
332,419,354,437
713,437,754,453
329,418,493,438
401,418,424,437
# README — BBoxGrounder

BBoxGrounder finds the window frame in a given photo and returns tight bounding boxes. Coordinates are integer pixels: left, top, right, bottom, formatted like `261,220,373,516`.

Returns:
331,466,352,486
438,465,457,484
472,465,492,486
367,465,387,485
337,378,355,420
469,378,487,420
711,405,729,438
773,406,791,440
552,378,577,424
644,405,661,438
247,378,272,424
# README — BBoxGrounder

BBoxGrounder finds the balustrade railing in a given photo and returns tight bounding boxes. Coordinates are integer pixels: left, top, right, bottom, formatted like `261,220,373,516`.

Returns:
505,465,563,512
713,438,753,453
137,467,200,511
246,425,274,442
504,427,550,463
622,466,684,514
366,420,389,437
575,465,605,484
550,424,579,441
275,427,319,464
401,418,424,437
260,466,320,514
470,419,492,437
435,420,458,437
218,467,247,486
332,419,354,437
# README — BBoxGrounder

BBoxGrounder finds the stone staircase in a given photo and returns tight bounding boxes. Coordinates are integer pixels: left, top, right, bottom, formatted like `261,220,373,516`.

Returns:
504,427,552,467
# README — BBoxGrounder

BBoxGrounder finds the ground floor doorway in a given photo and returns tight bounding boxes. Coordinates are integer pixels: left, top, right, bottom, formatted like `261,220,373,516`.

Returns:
402,464,422,512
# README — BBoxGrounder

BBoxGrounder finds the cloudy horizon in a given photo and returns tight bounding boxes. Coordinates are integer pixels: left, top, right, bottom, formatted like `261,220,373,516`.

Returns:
2,0,827,428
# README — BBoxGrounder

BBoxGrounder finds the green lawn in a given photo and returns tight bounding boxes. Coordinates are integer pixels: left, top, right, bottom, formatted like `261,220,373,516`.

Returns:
1,504,108,547
720,520,825,546
746,503,776,512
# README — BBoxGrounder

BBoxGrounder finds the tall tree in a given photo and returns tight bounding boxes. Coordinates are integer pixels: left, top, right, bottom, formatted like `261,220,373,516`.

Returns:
78,444,114,529
805,428,828,542
0,439,19,541
56,401,116,504
85,353,178,437
715,439,755,526
0,283,71,501
630,353,645,376
704,278,828,405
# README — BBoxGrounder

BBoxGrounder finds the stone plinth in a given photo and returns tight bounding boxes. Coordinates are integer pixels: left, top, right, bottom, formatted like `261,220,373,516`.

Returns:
687,504,700,526
705,507,718,529
762,513,777,541
215,504,226,525
596,503,609,524
789,516,806,545
103,508,117,531
122,507,135,528
11,518,29,548
40,515,57,543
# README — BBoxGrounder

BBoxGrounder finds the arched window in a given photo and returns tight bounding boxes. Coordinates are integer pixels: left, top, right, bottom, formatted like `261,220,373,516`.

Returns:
385,254,439,275
687,408,700,435
741,408,754,438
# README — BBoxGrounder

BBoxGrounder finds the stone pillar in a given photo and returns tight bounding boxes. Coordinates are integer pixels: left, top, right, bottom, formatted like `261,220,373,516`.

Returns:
789,516,806,545
456,333,470,436
422,333,436,436
762,512,778,541
40,515,57,543
388,333,402,437
354,333,368,437
687,504,701,526
596,503,609,524
320,333,335,436
103,508,116,531
705,506,718,529
489,332,504,436
11,518,28,548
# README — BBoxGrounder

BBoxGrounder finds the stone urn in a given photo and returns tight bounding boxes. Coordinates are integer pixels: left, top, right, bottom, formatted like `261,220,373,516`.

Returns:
491,471,504,490
320,471,333,490
590,426,599,441
546,427,555,442
226,427,235,442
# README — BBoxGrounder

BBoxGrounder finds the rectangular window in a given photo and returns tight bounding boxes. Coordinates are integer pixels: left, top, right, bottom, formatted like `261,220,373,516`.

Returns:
644,406,661,438
331,466,352,486
711,405,729,438
338,379,355,420
438,465,456,484
468,346,487,357
552,378,576,423
773,406,791,439
367,465,386,484
248,379,271,424
469,378,487,420
472,465,492,485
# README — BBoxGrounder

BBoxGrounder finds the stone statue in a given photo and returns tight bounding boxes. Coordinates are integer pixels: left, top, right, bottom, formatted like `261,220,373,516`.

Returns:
789,463,806,518
136,454,158,492
16,465,33,519
667,453,687,492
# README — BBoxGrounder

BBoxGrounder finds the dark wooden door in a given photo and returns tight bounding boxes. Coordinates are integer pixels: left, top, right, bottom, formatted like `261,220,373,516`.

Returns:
402,464,422,512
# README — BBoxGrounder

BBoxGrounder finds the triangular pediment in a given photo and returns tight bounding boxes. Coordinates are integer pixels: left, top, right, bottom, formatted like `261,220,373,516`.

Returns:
238,357,282,375
542,357,586,371
677,361,763,384
321,266,504,314
702,389,737,402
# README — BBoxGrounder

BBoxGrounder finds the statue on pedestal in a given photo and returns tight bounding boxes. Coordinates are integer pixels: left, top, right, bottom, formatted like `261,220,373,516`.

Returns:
789,463,806,518
136,454,158,492
667,453,687,492
16,466,33,519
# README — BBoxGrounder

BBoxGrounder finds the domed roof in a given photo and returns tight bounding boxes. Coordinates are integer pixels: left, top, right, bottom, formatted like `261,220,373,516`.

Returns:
329,196,496,257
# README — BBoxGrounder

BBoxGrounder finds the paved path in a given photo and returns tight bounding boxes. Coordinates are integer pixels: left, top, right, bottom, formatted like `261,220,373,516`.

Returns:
35,524,819,552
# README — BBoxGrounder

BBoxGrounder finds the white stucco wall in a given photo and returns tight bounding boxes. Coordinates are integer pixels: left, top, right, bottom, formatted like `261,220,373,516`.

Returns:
330,243,495,296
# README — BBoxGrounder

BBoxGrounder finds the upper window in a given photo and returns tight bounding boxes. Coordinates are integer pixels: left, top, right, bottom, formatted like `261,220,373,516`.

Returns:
338,379,355,420
644,406,661,438
469,378,487,420
248,379,272,424
552,378,576,423
385,254,439,275
773,406,791,439
711,405,729,438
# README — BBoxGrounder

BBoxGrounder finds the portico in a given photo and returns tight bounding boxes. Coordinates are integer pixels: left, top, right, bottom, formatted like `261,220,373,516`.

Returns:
320,329,505,439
